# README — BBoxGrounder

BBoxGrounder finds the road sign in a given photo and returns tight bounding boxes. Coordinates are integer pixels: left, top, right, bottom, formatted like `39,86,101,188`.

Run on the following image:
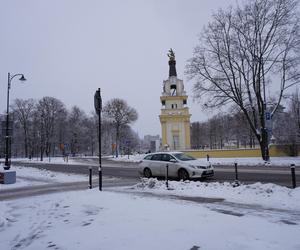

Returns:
94,89,102,114
265,112,271,121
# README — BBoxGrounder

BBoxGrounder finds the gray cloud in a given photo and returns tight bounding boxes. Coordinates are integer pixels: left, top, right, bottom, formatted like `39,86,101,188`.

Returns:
0,0,235,136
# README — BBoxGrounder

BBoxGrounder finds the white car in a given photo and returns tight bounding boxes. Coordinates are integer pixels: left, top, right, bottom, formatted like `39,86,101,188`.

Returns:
138,152,214,180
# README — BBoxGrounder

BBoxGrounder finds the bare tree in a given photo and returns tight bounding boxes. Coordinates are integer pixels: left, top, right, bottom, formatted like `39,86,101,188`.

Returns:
36,97,66,160
191,122,202,149
103,98,138,157
290,90,300,142
274,90,300,155
11,99,36,158
82,114,97,156
66,106,87,156
186,0,300,160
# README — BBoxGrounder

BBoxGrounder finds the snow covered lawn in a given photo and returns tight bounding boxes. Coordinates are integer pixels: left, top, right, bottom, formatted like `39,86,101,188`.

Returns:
106,154,145,163
107,154,300,167
0,165,87,190
1,178,300,249
10,157,87,165
8,155,300,167
209,157,300,167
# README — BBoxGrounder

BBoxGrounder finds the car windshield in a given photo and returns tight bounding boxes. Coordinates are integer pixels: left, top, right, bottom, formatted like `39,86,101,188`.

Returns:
173,153,196,161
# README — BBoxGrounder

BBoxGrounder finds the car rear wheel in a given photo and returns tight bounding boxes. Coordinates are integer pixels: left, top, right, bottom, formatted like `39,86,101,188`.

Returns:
178,169,189,181
143,168,152,178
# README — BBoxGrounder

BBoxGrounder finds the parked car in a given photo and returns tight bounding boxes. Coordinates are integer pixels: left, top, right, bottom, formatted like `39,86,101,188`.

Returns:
138,152,214,180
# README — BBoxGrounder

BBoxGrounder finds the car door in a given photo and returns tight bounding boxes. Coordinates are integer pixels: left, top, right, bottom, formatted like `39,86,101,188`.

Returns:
149,153,163,176
161,154,178,178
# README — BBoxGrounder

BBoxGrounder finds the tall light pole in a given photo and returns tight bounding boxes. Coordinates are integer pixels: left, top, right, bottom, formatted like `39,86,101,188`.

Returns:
94,88,102,191
4,73,26,170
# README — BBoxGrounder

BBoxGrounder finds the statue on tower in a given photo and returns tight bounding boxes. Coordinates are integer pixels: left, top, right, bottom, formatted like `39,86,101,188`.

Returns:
167,48,177,77
167,48,175,61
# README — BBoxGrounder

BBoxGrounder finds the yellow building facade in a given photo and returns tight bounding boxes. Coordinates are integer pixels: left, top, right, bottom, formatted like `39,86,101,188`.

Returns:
159,49,191,150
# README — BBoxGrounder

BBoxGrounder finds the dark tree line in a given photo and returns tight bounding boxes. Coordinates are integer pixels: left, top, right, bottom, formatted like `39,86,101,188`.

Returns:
0,97,139,160
191,111,256,150
191,93,300,156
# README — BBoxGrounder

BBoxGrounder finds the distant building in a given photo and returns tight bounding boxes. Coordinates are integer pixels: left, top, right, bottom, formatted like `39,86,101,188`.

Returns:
141,135,161,153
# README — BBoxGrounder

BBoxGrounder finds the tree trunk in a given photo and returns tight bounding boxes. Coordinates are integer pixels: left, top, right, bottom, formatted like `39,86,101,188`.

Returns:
260,129,270,161
24,134,28,158
23,123,29,158
115,125,120,158
40,146,44,161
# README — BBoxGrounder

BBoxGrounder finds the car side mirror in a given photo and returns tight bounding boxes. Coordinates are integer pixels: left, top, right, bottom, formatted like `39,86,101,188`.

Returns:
170,159,177,163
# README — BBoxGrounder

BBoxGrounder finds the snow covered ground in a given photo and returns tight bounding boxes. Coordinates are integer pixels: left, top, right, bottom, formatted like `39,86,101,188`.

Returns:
10,157,89,165
1,165,300,250
0,165,87,190
1,184,300,250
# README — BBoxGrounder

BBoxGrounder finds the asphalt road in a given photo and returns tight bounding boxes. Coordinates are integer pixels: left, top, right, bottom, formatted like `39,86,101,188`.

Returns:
6,157,300,188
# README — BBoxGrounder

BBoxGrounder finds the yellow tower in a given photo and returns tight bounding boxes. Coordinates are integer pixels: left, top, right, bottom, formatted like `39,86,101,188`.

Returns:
159,49,191,150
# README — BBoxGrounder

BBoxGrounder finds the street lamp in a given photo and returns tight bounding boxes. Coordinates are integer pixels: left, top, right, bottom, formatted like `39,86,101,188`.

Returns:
4,72,26,170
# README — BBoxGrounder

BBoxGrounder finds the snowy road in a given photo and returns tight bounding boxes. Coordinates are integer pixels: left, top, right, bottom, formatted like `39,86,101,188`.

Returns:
7,158,300,187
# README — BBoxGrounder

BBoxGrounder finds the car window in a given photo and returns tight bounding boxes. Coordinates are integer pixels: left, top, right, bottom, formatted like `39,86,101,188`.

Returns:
151,154,162,161
173,153,196,161
144,155,153,160
161,154,170,161
161,154,175,161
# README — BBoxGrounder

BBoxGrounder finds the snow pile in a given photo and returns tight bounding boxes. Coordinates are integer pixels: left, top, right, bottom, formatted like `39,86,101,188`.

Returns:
133,178,300,210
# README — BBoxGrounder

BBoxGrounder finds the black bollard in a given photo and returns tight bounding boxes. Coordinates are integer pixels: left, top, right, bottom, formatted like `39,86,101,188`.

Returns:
89,167,92,189
207,154,210,162
291,164,296,189
99,167,102,191
166,164,169,189
234,162,238,181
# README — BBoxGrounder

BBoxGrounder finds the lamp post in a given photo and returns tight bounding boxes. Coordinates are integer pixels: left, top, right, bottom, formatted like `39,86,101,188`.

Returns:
94,88,102,191
4,73,26,170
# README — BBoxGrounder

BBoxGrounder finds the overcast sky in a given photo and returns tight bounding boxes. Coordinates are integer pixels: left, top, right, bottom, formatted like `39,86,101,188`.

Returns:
0,0,236,137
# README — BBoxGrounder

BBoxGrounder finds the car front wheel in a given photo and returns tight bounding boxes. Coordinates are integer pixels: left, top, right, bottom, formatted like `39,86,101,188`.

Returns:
143,168,152,178
178,169,189,181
